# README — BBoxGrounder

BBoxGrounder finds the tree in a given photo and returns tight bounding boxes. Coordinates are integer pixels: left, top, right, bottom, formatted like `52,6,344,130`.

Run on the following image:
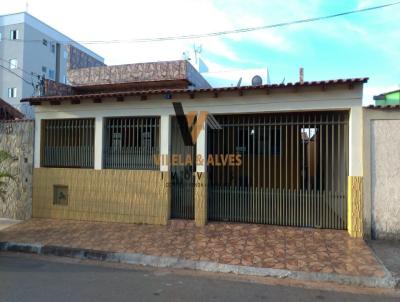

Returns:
0,150,14,203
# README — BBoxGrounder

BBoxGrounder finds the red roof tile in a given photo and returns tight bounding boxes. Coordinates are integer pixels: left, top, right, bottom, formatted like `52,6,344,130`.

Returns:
366,104,400,109
0,98,25,120
21,77,368,104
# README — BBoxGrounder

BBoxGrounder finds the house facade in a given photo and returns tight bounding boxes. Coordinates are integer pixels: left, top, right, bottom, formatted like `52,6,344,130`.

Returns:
373,89,400,106
22,62,366,238
0,12,104,117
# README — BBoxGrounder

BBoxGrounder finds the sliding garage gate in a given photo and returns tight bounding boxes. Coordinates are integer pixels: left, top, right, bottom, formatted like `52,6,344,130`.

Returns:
207,111,349,229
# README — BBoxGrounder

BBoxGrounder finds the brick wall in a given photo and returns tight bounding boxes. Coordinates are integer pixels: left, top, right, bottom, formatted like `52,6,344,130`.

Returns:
67,45,105,70
67,60,210,88
44,80,75,96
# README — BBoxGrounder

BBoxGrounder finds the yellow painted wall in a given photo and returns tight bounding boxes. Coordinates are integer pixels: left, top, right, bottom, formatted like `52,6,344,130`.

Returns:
32,168,170,225
194,172,207,227
348,176,363,238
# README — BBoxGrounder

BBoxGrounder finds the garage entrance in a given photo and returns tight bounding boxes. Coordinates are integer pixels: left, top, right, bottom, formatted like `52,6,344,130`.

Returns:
207,111,349,229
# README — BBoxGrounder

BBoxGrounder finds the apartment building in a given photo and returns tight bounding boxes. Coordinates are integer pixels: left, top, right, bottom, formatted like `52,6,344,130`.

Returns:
0,12,104,117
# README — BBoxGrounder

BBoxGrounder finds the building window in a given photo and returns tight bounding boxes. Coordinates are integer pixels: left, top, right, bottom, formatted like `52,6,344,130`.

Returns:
64,50,68,60
9,59,18,70
10,30,19,40
0,33,2,41
103,117,160,170
48,69,55,80
42,39,48,46
8,88,17,98
41,119,95,168
51,43,55,53
42,66,47,74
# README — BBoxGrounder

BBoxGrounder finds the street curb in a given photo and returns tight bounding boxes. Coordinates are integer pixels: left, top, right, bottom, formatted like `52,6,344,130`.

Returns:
0,241,397,289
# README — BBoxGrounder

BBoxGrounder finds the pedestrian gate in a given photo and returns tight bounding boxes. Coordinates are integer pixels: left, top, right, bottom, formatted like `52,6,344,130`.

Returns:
170,117,195,219
207,111,349,229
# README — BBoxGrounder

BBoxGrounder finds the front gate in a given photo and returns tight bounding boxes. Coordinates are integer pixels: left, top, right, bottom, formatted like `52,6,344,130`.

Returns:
207,111,349,229
170,117,195,219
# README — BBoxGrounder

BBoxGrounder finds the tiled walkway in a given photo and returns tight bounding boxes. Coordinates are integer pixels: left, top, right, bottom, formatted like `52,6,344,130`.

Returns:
0,218,385,278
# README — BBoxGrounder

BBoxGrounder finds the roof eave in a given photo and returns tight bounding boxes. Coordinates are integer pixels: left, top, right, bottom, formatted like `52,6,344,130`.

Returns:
21,77,368,104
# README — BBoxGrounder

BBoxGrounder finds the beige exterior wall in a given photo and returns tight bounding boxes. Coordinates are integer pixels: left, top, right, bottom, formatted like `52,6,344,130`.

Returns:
363,109,400,239
33,168,170,225
34,83,364,170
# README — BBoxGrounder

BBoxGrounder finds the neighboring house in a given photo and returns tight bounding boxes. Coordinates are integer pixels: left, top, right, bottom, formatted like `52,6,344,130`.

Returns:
0,97,24,120
21,61,366,238
373,89,400,106
0,12,104,117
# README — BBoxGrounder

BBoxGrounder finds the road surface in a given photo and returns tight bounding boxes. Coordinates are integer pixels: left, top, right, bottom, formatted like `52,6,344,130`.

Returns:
0,252,398,302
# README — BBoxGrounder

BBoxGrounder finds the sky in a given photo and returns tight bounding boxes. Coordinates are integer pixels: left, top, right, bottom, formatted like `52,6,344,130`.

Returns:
1,0,399,103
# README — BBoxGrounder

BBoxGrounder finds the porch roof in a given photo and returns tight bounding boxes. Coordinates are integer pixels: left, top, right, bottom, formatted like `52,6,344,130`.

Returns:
366,104,400,109
21,77,368,105
0,98,25,120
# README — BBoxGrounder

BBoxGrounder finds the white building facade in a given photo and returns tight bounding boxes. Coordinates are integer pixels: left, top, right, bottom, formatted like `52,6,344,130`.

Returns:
0,12,104,117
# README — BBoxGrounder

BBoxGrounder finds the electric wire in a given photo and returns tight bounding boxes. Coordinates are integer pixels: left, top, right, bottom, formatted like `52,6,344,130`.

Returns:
2,1,399,44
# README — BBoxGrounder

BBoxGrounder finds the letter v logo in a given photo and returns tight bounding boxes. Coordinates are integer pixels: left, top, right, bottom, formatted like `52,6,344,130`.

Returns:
172,102,208,146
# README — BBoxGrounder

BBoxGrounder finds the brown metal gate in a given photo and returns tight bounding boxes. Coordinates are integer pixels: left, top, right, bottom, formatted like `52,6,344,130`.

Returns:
207,111,349,229
170,117,195,219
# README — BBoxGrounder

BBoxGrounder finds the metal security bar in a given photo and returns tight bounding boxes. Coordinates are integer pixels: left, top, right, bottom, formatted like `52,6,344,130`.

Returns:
207,111,349,229
103,117,160,170
42,119,94,168
170,117,195,219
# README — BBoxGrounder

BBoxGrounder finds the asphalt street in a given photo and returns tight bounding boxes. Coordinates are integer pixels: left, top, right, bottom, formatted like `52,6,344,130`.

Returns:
0,252,398,302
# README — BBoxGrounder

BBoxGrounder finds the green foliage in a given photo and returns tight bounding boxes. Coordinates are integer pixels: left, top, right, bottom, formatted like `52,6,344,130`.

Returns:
0,150,15,202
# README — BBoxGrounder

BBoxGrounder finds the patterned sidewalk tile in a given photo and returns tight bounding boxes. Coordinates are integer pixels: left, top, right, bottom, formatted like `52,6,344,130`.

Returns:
0,218,385,278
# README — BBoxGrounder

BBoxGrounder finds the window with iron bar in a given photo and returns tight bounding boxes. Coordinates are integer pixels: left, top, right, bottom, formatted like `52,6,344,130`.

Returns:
103,116,160,170
41,119,95,168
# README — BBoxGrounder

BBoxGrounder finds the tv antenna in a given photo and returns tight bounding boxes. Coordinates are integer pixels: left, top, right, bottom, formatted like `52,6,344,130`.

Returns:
236,77,242,88
193,44,202,64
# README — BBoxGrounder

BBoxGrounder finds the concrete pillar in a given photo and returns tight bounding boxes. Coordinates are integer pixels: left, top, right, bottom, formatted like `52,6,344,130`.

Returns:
348,107,363,238
94,116,103,170
195,122,207,226
160,115,171,172
349,107,363,177
159,115,171,222
196,122,207,173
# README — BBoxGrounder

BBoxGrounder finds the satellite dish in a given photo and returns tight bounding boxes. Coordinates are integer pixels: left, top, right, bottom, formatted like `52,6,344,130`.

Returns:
251,75,263,86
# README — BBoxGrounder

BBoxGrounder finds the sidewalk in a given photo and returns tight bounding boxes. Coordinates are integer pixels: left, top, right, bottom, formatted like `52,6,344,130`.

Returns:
0,218,21,231
369,240,400,282
0,218,396,288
